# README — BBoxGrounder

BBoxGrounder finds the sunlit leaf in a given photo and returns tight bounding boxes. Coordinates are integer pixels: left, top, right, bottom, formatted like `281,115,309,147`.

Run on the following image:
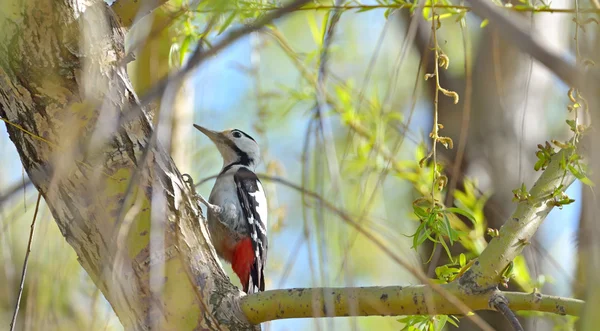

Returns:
217,10,238,35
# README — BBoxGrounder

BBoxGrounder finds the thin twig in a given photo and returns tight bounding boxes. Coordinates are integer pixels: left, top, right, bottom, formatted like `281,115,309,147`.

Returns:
314,1,345,322
9,193,42,331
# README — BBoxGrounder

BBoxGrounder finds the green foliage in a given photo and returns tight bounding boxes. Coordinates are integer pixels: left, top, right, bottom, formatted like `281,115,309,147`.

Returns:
434,253,470,283
512,183,532,202
534,141,557,171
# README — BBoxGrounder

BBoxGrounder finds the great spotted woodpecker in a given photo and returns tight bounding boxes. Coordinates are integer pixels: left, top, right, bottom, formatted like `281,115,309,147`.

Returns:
192,125,268,294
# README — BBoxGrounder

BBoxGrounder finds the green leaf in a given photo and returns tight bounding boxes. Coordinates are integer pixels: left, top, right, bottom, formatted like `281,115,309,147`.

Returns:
436,315,448,331
356,7,377,13
180,35,192,65
320,12,331,44
566,119,577,132
439,237,454,262
447,316,459,327
413,205,429,219
459,253,466,267
218,10,238,35
568,164,595,186
307,13,322,45
445,207,476,225
443,215,454,245
384,8,395,19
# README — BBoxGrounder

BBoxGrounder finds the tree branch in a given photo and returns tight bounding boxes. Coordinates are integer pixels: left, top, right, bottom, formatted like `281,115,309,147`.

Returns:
466,0,600,91
463,148,576,290
9,193,41,331
240,285,583,324
503,291,581,316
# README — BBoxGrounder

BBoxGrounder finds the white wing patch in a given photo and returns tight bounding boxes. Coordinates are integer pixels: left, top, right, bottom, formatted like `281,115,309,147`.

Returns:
249,181,268,233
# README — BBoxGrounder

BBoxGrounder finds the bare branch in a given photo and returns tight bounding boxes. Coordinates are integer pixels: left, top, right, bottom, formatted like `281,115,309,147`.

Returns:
466,0,600,90
503,291,581,315
241,286,583,324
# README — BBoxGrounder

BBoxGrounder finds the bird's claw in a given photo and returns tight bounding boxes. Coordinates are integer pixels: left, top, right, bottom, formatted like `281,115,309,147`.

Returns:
199,195,222,215
182,174,222,215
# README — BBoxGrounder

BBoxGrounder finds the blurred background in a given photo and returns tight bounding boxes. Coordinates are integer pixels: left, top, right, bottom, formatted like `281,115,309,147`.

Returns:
0,0,591,330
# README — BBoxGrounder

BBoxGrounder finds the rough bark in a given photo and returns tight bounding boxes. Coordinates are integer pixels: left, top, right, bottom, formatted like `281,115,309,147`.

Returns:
0,1,251,330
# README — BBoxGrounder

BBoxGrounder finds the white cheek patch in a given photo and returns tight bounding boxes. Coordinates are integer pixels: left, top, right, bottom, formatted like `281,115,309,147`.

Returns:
249,182,268,232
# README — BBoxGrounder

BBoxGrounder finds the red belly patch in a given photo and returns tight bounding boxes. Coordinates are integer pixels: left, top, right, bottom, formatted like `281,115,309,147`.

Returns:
231,238,254,293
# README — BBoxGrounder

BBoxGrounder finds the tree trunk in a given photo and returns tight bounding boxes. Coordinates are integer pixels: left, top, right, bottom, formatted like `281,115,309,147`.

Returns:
0,1,252,330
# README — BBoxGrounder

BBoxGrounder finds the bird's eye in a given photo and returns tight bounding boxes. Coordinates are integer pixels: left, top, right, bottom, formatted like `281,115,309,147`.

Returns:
232,131,242,138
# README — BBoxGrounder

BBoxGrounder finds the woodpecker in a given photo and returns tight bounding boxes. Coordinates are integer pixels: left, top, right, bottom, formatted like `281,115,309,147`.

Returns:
192,124,268,294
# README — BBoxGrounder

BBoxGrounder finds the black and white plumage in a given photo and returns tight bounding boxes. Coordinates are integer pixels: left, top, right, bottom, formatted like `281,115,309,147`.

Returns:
193,125,268,294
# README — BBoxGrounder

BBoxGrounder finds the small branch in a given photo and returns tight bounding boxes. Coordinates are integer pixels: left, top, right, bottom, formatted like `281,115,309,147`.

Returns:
466,0,600,91
314,0,344,195
503,291,582,316
463,148,576,289
9,193,42,331
490,294,524,331
240,285,584,324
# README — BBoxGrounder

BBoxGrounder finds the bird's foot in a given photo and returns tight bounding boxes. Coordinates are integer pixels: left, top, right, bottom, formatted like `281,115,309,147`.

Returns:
182,174,222,215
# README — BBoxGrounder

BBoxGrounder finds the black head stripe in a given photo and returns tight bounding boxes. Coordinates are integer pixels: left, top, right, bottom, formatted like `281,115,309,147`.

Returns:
232,129,256,142
223,138,253,168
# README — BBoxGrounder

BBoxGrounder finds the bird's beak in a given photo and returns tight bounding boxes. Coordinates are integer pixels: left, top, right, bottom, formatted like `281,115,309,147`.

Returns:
193,124,223,144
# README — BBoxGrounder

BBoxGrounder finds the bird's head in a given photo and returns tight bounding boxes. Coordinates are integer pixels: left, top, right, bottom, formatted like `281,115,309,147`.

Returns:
194,124,260,169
